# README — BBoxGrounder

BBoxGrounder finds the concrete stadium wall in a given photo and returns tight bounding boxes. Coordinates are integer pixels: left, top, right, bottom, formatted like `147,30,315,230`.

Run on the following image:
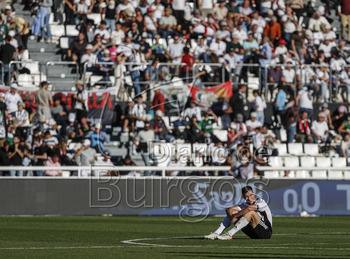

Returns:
1,178,349,216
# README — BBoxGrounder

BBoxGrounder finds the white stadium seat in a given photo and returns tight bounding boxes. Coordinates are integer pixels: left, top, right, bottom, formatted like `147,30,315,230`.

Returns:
87,13,102,25
304,143,319,156
50,25,65,37
344,171,350,179
264,171,280,178
311,170,327,178
176,143,191,157
328,171,343,179
269,157,283,167
274,143,287,156
300,156,315,167
295,170,310,178
284,157,299,168
288,143,303,155
332,157,347,168
214,130,228,142
316,157,331,168
65,25,79,36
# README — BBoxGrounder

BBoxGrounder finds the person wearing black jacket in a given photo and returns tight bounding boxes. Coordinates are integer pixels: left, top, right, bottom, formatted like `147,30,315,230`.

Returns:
225,84,248,122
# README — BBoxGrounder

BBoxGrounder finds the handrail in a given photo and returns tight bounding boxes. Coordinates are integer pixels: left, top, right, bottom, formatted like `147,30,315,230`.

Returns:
234,63,261,91
45,61,79,89
0,166,231,178
0,60,4,85
9,60,41,86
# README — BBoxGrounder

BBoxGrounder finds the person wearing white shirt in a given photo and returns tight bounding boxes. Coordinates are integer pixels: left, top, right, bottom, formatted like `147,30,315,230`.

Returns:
296,86,313,119
80,44,97,72
233,25,248,45
110,23,125,44
253,90,266,125
281,7,297,43
272,39,288,64
318,37,337,59
165,35,184,64
340,66,350,102
94,21,110,44
308,11,331,32
245,112,262,137
209,35,226,57
116,0,135,17
5,83,22,117
183,100,202,121
311,112,331,143
223,48,236,71
315,64,330,102
151,0,164,21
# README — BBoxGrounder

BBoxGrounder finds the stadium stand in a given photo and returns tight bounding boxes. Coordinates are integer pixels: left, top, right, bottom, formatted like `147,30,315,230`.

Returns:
1,0,350,178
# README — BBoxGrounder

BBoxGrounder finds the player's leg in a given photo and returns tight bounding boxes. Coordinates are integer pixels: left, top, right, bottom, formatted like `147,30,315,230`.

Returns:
204,206,240,240
217,211,261,240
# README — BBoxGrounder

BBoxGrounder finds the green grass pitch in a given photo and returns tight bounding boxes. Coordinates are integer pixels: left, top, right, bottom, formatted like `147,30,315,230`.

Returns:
0,216,349,258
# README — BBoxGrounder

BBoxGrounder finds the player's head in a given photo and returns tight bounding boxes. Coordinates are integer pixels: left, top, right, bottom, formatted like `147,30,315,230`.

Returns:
242,186,256,205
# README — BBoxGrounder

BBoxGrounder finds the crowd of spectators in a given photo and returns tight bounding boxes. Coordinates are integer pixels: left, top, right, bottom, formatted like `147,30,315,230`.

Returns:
1,0,350,177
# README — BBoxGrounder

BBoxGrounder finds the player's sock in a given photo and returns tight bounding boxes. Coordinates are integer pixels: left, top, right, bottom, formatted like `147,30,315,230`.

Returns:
227,217,249,236
214,216,231,234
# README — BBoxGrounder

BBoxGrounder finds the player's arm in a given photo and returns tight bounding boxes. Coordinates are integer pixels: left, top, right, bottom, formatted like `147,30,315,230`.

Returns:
230,205,256,223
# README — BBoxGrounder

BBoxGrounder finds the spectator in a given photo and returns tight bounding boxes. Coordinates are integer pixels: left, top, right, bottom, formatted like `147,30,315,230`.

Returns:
94,151,116,176
210,34,226,57
67,32,88,62
226,84,247,123
42,0,53,42
339,0,350,42
139,32,152,60
267,65,283,99
308,10,331,32
115,154,138,176
8,135,25,176
165,35,184,66
273,84,287,140
111,22,125,44
296,86,313,119
75,138,97,176
258,36,272,91
5,83,21,117
183,99,202,121
0,36,16,83
311,112,331,143
315,63,330,103
263,16,281,44
45,153,62,176
105,0,117,31
227,122,243,150
184,115,205,143
74,0,89,25
337,113,350,135
98,49,113,83
87,123,110,152
64,0,76,25
152,88,165,114
32,137,48,176
181,47,195,76
14,102,29,139
199,0,215,18
253,90,266,125
94,21,111,44
213,0,228,21
8,15,30,48
158,7,177,40
320,103,334,129
290,25,305,58
150,110,174,143
0,16,8,45
34,81,53,120
0,140,11,175
332,105,347,131
44,130,58,148
134,121,158,176
339,66,350,102
233,156,254,179
341,134,350,159
198,110,220,143
128,44,145,96
282,98,299,143
246,112,262,137
72,80,88,120
296,111,313,143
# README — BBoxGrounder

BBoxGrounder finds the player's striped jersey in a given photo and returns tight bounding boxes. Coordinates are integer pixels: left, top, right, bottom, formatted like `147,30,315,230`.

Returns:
238,197,273,228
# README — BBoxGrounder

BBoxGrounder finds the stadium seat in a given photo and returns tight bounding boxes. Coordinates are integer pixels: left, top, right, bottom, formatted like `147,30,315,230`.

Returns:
212,116,223,130
87,13,102,25
295,170,310,178
288,143,303,155
344,171,350,179
274,143,287,156
328,170,343,179
60,36,70,49
61,171,70,177
284,157,299,168
304,144,319,156
280,129,287,142
192,155,204,167
90,75,103,86
264,171,280,178
214,130,228,142
311,170,328,178
26,61,40,74
269,156,283,167
300,156,315,167
316,157,331,168
50,25,65,37
332,157,347,168
65,25,79,36
17,74,33,88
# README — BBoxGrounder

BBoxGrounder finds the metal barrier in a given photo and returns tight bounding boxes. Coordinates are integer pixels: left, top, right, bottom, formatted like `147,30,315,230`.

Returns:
0,166,231,178
45,61,79,90
0,60,5,85
264,63,297,101
192,63,225,86
156,62,189,83
9,60,42,87
234,63,261,91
